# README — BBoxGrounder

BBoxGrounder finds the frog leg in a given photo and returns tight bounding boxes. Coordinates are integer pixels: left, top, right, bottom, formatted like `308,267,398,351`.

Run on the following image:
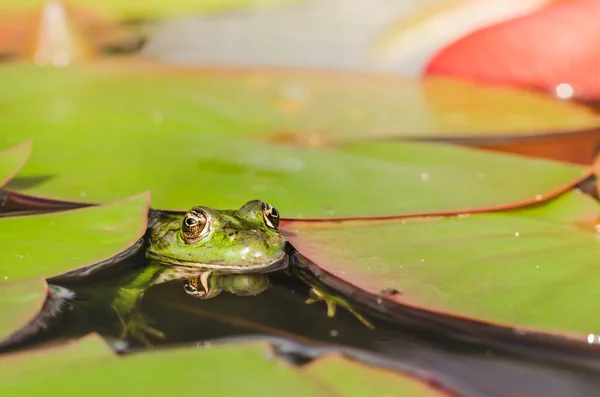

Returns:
112,263,166,345
306,288,336,317
305,287,375,329
114,306,165,347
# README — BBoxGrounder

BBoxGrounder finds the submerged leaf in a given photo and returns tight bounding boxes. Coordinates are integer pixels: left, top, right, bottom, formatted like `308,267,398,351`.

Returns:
283,190,600,337
0,193,149,283
0,141,30,188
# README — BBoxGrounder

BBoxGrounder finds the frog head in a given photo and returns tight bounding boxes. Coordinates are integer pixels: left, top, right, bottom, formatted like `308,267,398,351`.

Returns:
146,200,287,272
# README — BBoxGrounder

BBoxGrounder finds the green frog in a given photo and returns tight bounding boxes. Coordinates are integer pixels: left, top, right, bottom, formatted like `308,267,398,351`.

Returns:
111,200,372,345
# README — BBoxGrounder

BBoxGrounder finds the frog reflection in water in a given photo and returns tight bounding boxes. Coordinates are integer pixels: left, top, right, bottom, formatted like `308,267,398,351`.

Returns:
112,200,372,344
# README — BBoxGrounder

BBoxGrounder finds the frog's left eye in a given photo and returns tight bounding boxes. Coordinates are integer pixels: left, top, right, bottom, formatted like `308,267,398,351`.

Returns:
261,202,279,230
181,209,210,243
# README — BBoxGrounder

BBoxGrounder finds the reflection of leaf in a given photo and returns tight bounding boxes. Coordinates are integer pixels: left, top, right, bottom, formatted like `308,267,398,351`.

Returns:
0,141,30,188
427,0,600,100
0,278,46,343
0,336,449,396
304,354,450,397
284,190,600,337
0,193,149,283
0,65,593,217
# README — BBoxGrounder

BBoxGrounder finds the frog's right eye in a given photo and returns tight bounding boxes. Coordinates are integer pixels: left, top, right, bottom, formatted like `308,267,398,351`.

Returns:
181,209,210,244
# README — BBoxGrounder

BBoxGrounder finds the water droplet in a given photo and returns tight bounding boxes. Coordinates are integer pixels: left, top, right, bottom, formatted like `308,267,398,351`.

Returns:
376,297,383,305
588,334,595,344
535,195,543,201
555,83,574,99
514,232,520,237
152,112,164,124
420,172,429,182
330,329,339,337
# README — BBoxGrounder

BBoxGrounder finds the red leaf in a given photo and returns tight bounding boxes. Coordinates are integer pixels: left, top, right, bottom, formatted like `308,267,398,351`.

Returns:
426,0,600,100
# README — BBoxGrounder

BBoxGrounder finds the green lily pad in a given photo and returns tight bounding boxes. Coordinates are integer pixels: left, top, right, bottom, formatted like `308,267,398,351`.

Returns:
0,141,30,188
0,278,46,343
1,63,599,144
304,354,451,397
0,193,149,283
3,137,590,218
283,190,600,337
0,0,301,19
0,63,592,217
0,335,449,396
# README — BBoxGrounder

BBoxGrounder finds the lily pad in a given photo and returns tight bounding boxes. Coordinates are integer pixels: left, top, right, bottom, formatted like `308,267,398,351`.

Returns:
0,64,593,217
0,336,448,396
1,63,599,143
0,193,149,283
304,354,451,397
0,141,30,188
283,190,600,337
0,278,46,343
2,137,591,218
0,0,302,19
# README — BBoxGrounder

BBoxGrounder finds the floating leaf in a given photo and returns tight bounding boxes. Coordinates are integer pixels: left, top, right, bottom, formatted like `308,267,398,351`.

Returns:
1,63,599,144
0,193,149,283
0,64,594,217
304,354,451,397
2,136,591,218
0,278,46,343
427,0,600,100
284,190,600,337
0,141,30,188
0,0,303,19
0,335,451,396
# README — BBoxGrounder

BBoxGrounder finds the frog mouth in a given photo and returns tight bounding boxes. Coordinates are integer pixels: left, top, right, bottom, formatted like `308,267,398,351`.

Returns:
145,251,289,273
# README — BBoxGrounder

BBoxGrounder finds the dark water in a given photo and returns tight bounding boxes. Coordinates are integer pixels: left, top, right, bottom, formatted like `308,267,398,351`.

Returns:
4,193,600,396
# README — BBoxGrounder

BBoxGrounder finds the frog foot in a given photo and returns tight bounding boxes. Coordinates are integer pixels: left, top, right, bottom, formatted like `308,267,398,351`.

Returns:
113,307,165,347
305,287,374,329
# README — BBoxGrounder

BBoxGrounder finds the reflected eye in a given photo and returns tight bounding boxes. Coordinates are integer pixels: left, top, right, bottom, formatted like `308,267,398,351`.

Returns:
181,209,210,243
261,202,280,230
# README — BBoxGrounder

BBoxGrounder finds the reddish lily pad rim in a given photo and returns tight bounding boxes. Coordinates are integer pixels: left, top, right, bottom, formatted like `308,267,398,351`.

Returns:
291,251,600,357
0,141,31,188
279,164,595,222
3,162,595,222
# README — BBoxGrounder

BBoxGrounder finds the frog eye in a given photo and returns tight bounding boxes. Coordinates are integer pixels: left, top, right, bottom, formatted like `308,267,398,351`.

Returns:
261,202,280,230
181,209,210,243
